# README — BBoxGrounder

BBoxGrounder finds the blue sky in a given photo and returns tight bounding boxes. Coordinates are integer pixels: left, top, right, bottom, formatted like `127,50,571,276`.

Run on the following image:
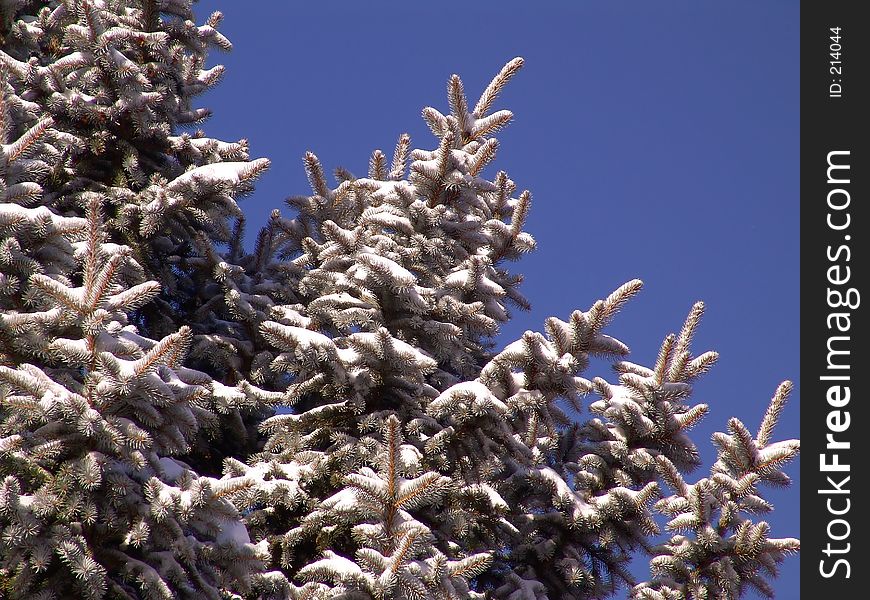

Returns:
196,1,800,597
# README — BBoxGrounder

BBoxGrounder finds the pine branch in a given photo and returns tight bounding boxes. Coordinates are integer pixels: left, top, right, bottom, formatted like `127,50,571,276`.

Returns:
474,57,524,117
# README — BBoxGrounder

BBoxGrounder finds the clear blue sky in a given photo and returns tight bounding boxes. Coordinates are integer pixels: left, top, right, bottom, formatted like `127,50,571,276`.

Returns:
196,1,800,597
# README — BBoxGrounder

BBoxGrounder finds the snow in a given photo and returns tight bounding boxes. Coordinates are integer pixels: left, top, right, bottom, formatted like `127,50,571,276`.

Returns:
215,518,251,546
226,460,315,504
400,286,429,313
346,331,436,371
357,252,416,289
495,335,559,365
108,47,137,72
168,135,244,156
197,65,224,84
478,274,506,297
615,361,656,378
605,384,634,408
345,468,387,498
398,444,423,471
485,298,508,321
320,488,359,513
0,51,30,78
313,292,371,310
444,269,472,289
0,203,86,233
4,182,42,204
527,466,593,519
591,333,629,355
411,158,442,179
498,573,547,600
471,483,508,512
210,381,246,406
306,550,364,579
266,401,349,428
661,381,692,396
158,457,186,482
260,322,335,355
360,207,414,235
335,346,361,364
38,391,60,412
58,88,99,106
430,381,508,417
757,440,800,463
167,161,267,192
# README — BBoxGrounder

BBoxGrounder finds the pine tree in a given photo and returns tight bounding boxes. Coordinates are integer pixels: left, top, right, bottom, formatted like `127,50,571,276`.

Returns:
0,0,272,477
631,382,800,600
1,2,799,599
0,1,268,597
224,56,799,600
0,194,266,597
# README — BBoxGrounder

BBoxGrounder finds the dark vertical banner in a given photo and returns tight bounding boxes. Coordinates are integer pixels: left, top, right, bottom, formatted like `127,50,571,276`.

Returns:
802,2,868,597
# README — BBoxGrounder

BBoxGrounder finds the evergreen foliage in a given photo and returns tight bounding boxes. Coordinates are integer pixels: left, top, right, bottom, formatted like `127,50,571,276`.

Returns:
0,2,799,599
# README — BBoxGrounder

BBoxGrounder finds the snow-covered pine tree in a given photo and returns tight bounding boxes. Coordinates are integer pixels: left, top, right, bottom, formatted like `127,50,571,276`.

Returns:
0,1,270,597
223,57,798,600
0,192,266,598
632,382,800,600
1,1,799,598
218,57,541,598
0,0,271,476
